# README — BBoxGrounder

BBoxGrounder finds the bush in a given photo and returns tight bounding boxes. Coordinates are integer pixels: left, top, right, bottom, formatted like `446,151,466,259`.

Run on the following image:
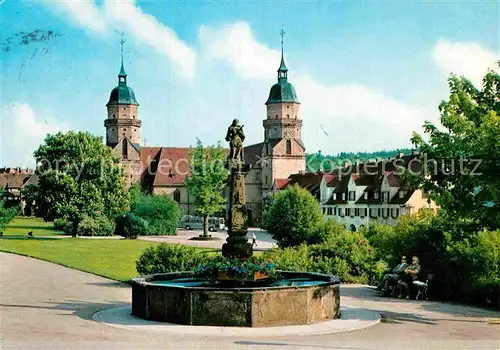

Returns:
0,200,18,234
114,213,148,239
136,243,212,275
53,218,72,233
133,194,181,235
77,215,114,236
263,184,324,247
263,245,313,272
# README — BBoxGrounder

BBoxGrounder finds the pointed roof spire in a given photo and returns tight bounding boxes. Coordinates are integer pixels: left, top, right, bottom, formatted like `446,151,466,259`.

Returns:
118,33,127,80
278,27,288,74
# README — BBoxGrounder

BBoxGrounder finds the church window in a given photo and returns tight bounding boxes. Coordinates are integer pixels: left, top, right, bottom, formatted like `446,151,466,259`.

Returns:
112,114,115,118
286,139,292,155
123,128,126,131
265,176,268,184
286,114,290,118
275,114,278,119
122,139,128,159
295,115,297,119
123,107,127,110
173,189,181,203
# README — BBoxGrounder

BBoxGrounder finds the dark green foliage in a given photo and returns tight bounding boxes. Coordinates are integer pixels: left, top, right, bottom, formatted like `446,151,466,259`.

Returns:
0,195,18,235
306,149,411,172
114,212,148,239
32,131,130,236
77,214,114,236
367,210,500,308
53,218,72,234
264,220,382,284
132,194,181,235
136,243,211,275
185,139,228,237
263,184,324,247
128,183,142,212
410,69,500,229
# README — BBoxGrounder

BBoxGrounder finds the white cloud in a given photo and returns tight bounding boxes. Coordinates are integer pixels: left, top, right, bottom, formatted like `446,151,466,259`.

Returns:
45,0,107,34
200,22,279,79
44,0,196,79
1,104,69,167
432,39,498,86
199,21,424,153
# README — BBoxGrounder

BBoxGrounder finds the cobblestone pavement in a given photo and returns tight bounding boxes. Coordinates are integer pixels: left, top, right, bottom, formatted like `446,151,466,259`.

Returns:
1,253,499,350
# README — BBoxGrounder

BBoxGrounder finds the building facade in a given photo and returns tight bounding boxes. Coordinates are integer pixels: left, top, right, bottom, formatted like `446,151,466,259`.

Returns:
104,40,306,225
273,154,438,230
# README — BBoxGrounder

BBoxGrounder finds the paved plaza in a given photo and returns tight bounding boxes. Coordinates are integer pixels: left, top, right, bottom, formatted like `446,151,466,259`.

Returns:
1,252,499,350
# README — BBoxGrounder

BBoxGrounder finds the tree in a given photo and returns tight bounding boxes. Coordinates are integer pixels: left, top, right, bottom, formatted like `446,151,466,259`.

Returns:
132,194,181,235
32,131,130,236
0,191,18,235
410,68,500,229
185,139,229,238
263,184,324,247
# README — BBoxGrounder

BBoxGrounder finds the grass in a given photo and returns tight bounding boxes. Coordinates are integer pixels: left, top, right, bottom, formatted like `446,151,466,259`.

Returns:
0,237,163,282
2,217,66,237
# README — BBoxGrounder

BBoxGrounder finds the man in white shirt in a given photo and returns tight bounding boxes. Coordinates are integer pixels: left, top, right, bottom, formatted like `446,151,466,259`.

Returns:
251,232,257,247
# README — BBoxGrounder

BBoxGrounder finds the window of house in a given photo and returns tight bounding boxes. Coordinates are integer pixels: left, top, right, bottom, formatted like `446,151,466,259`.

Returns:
286,139,292,155
341,193,346,201
354,208,360,217
275,114,278,119
339,208,345,217
327,207,333,216
374,191,379,200
392,208,399,218
349,191,356,201
265,176,268,184
364,192,368,200
382,208,389,218
173,189,181,203
370,208,378,218
346,208,350,217
383,191,390,203
333,207,337,216
361,208,367,217
286,114,290,118
322,207,326,215
399,190,407,199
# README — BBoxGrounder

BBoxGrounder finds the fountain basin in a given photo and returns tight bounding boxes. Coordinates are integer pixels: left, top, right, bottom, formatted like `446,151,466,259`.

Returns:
132,271,340,327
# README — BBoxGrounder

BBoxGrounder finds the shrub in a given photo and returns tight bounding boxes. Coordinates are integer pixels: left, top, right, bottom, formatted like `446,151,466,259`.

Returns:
136,243,212,275
0,200,18,234
133,194,181,235
263,184,324,247
77,215,114,236
263,245,312,272
114,213,148,239
53,218,72,233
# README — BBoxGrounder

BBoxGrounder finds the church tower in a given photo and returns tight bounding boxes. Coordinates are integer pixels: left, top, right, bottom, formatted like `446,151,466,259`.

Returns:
261,29,306,195
104,37,142,187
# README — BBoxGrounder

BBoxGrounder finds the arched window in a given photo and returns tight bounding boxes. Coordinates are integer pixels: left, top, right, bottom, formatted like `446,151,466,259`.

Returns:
173,189,181,203
349,224,357,232
122,139,128,159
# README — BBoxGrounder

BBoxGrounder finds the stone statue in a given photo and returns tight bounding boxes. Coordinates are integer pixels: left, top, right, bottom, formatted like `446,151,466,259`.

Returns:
223,119,252,259
225,119,245,163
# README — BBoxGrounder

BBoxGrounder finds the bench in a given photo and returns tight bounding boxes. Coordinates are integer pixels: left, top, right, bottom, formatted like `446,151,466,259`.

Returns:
413,273,434,300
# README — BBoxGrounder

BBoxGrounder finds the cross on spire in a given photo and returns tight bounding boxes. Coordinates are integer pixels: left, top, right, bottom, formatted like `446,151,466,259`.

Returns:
277,26,288,79
279,27,286,54
118,33,127,82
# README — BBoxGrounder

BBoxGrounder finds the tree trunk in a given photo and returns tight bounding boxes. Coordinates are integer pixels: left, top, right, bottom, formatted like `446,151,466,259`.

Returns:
203,214,209,237
72,219,78,238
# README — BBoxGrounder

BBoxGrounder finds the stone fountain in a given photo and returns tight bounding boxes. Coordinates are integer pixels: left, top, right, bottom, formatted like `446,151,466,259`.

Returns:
131,119,340,327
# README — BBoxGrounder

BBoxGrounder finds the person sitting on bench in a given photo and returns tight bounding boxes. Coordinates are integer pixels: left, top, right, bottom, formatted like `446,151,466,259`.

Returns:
397,255,421,299
378,255,408,296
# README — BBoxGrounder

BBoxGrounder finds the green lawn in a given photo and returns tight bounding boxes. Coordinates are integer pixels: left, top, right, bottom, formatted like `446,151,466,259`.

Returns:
0,237,163,281
2,217,66,237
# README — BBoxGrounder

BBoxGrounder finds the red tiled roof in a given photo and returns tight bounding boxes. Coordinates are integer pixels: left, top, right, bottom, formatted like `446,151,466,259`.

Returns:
274,178,291,190
151,147,192,187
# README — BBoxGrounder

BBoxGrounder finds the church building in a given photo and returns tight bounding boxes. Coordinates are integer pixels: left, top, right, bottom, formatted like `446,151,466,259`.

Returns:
104,35,306,226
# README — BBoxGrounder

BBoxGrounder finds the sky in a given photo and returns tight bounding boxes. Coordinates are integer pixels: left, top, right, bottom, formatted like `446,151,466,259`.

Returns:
0,0,498,167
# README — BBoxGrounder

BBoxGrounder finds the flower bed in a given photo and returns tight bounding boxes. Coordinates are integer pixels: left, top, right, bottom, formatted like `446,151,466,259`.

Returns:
194,256,277,281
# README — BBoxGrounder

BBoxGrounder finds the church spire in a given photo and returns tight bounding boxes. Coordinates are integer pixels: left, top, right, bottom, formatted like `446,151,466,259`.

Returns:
278,27,288,80
118,33,127,85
